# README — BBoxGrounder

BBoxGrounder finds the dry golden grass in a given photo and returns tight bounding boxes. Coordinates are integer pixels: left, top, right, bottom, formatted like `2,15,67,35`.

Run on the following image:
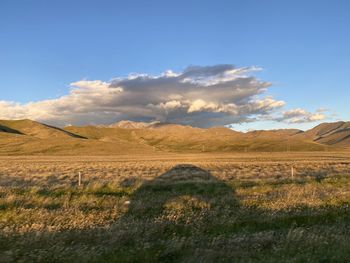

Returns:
2,119,350,155
0,152,350,262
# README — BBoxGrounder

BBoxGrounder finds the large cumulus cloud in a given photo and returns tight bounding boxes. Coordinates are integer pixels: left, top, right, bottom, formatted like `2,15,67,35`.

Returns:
0,64,326,127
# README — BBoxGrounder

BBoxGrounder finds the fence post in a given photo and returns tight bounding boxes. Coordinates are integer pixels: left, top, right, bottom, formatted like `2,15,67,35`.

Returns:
78,172,82,187
291,165,294,180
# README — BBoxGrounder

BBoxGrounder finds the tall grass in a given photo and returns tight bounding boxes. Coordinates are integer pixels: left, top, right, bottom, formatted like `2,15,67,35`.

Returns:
0,154,350,262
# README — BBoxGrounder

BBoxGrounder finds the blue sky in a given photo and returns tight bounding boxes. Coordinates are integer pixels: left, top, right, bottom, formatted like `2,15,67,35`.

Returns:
0,0,349,130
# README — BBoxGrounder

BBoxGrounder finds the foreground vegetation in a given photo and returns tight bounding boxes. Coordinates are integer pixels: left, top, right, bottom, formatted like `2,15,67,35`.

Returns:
0,153,350,262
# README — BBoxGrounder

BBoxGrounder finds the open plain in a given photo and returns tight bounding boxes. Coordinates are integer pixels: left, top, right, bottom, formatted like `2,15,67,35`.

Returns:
1,152,350,262
2,1,350,262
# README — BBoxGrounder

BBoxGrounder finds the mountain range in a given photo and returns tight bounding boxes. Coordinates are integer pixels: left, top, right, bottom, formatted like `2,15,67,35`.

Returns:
0,119,349,155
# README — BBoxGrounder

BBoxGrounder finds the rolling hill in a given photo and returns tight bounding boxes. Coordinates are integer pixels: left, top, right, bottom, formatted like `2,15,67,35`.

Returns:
0,119,349,155
0,120,154,155
0,119,84,139
302,121,350,146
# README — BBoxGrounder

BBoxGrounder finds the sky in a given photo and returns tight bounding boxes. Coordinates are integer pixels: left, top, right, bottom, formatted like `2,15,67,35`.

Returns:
0,0,349,131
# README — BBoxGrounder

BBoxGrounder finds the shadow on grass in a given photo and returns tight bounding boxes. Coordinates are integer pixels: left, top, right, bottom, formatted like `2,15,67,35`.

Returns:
123,164,240,220
99,164,350,262
0,124,23,135
1,164,350,262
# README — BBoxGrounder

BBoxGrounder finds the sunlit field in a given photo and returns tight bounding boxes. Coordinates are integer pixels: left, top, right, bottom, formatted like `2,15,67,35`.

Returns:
1,152,350,262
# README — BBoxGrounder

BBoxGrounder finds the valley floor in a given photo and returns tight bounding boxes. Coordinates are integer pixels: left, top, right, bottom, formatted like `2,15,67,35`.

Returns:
1,152,350,262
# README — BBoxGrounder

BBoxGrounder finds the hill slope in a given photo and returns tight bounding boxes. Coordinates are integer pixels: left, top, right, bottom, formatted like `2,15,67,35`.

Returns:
0,119,84,139
299,121,350,147
65,122,331,153
0,119,349,155
0,120,154,155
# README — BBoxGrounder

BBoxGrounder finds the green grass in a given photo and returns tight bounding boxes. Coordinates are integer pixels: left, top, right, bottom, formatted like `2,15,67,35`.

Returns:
0,165,350,262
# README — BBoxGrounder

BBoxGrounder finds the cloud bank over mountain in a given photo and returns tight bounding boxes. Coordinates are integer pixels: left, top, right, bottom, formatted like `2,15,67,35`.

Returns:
0,65,326,127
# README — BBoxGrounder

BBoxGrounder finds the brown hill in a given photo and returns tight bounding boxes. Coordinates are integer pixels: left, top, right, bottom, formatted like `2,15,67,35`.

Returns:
65,122,328,153
0,119,84,139
0,119,349,155
304,121,349,138
298,121,350,147
104,120,161,129
246,129,303,139
0,120,154,155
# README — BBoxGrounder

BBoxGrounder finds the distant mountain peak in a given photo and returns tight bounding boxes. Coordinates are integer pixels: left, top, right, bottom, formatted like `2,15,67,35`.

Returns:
107,120,161,129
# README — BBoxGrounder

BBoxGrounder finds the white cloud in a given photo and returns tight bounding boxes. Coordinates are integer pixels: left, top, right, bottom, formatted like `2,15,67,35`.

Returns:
188,99,218,113
0,64,328,127
274,108,327,123
70,80,110,90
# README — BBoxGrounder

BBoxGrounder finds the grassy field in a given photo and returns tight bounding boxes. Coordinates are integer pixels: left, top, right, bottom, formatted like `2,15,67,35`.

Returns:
1,153,350,262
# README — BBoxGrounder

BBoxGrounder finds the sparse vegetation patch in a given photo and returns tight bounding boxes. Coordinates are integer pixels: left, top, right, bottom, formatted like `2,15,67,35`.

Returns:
0,153,349,262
